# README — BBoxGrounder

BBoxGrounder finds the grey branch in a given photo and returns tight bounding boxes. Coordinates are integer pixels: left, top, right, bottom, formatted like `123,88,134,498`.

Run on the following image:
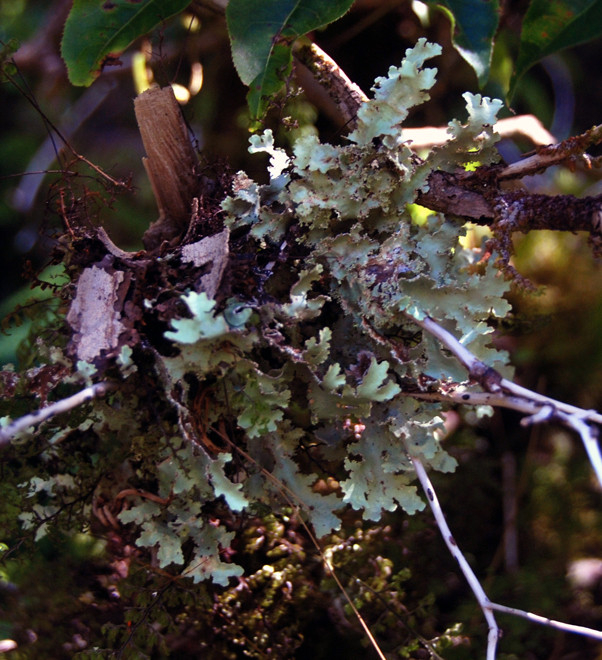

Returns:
408,312,602,488
411,452,602,659
0,381,114,447
409,454,500,660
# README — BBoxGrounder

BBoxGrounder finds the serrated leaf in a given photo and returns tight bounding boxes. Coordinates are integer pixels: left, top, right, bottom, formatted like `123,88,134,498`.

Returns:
510,0,602,97
248,129,290,178
430,0,500,86
61,0,190,86
226,0,354,120
388,399,451,463
233,364,291,438
208,453,249,511
118,500,161,524
341,422,425,520
157,445,214,500
282,264,328,319
272,451,342,537
256,425,342,537
303,327,332,366
293,135,341,173
187,524,244,585
430,92,503,172
322,363,346,390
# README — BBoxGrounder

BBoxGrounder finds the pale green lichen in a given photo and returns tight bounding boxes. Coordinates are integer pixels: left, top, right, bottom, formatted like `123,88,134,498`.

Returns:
19,40,512,586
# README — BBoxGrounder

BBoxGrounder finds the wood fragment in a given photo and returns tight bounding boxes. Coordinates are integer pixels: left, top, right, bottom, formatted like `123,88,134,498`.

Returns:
294,41,367,130
134,86,199,248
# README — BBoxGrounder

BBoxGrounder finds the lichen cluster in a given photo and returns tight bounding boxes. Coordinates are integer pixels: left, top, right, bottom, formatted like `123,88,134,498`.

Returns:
9,40,512,590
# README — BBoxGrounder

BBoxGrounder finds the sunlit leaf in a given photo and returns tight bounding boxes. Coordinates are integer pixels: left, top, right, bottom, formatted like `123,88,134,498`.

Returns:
62,0,190,86
226,0,354,121
429,0,500,86
510,0,602,97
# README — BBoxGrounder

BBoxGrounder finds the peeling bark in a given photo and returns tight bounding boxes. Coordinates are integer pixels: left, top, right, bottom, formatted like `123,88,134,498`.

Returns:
66,260,131,363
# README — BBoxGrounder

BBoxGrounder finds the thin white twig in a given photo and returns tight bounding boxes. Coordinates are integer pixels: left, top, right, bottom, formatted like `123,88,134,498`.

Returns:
559,412,602,487
413,315,480,375
409,454,500,660
407,383,602,428
407,314,602,487
402,312,602,651
0,381,113,447
493,123,602,181
411,453,602,657
500,377,602,424
403,114,555,150
486,601,602,640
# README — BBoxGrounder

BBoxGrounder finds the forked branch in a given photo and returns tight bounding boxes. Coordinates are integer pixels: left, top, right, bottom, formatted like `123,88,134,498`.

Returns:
298,42,602,243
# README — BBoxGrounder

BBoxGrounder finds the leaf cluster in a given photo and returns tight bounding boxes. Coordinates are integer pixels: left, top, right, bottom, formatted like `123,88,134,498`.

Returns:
59,0,602,121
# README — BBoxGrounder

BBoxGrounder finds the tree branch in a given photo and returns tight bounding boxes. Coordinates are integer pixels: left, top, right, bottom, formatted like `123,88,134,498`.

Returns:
410,452,602,660
0,381,115,448
406,313,602,488
297,42,602,240
408,454,500,660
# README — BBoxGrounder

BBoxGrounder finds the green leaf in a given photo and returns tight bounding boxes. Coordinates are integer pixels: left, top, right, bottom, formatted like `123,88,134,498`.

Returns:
247,43,294,125
323,363,346,390
282,264,328,319
303,327,332,366
187,524,244,585
208,453,249,511
226,0,354,120
233,363,291,438
510,0,602,97
248,129,290,178
430,0,500,86
341,421,425,520
61,0,190,86
248,426,342,537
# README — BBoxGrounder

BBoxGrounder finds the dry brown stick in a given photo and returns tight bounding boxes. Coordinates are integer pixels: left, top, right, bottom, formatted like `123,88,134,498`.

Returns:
416,170,602,235
134,85,200,249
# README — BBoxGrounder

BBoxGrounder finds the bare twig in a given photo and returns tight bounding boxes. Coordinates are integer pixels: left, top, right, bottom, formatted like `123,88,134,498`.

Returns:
293,41,368,131
496,124,602,181
408,454,500,660
0,381,115,447
487,601,602,640
406,313,602,488
406,388,602,427
410,452,602,658
404,114,555,150
11,78,117,213
295,41,602,239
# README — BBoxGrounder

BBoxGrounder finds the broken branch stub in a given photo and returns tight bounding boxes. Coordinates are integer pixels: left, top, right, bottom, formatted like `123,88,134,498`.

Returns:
134,85,199,249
